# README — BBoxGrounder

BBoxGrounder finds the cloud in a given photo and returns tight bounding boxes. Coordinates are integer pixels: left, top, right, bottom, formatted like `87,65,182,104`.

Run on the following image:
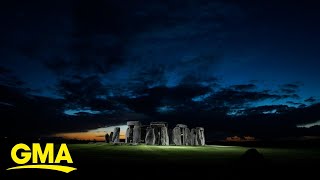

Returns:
230,84,256,91
281,83,300,90
205,88,283,108
0,66,24,87
305,97,316,103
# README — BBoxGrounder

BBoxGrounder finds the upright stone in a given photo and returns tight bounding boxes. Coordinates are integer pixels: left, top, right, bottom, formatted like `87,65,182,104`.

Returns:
196,127,205,146
190,128,196,146
160,127,169,145
109,132,114,143
172,127,182,145
105,133,110,143
150,122,169,145
199,127,205,145
125,128,130,143
112,127,120,143
185,128,191,145
133,126,141,143
126,121,141,144
145,127,155,145
169,128,173,145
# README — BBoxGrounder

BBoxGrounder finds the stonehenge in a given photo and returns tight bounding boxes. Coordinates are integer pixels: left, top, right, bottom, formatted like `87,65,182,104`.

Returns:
123,121,205,146
107,121,205,146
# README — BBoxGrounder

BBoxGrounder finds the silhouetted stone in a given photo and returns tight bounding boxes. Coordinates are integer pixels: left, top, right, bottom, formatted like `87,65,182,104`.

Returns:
145,127,155,145
109,132,113,142
112,127,120,143
125,127,130,143
105,133,110,143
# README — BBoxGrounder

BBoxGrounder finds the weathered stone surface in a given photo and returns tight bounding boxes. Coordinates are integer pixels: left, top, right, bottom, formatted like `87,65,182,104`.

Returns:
145,127,155,145
127,121,141,126
133,126,141,143
195,127,205,146
153,127,160,145
125,128,130,143
112,127,121,143
172,127,182,145
185,128,191,145
160,127,169,145
150,122,168,127
190,128,196,146
176,124,188,128
126,121,141,144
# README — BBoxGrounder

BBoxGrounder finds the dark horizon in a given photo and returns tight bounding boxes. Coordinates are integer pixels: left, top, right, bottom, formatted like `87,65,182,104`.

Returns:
1,0,320,141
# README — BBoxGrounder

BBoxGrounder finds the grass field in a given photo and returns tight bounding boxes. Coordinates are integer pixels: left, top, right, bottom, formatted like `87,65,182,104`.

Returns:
66,143,320,178
69,143,320,163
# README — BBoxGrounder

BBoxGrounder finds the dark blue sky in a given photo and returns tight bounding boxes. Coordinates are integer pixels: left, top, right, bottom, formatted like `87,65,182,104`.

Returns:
1,0,320,140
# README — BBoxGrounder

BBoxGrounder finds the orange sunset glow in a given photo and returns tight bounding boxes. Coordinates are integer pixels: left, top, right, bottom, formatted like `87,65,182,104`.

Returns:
53,125,127,141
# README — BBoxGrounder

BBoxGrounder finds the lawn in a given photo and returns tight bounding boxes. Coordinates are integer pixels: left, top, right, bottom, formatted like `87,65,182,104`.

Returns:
68,143,320,163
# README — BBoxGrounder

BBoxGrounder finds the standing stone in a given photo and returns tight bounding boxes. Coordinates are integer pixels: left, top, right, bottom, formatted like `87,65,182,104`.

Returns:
133,126,141,143
195,127,205,146
169,128,173,145
109,132,114,143
126,121,141,144
153,127,160,145
125,128,130,143
199,127,205,145
112,127,121,143
185,128,191,145
145,127,155,145
190,128,196,146
150,122,169,145
172,127,182,145
105,133,110,143
160,127,169,145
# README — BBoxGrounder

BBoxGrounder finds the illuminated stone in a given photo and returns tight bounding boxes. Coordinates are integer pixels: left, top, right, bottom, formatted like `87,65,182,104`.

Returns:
125,121,141,143
172,127,182,145
150,122,169,145
190,128,196,145
185,128,191,145
133,125,141,144
195,127,205,146
112,127,120,143
145,127,155,145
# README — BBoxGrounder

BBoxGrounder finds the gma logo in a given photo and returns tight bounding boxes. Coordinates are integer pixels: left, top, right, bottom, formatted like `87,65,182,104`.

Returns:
7,143,77,173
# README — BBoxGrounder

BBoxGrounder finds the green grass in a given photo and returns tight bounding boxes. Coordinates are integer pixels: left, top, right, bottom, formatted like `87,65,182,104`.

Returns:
67,143,320,165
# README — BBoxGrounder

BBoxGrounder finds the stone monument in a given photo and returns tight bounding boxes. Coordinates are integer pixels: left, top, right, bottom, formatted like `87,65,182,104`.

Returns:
112,127,120,143
125,121,141,144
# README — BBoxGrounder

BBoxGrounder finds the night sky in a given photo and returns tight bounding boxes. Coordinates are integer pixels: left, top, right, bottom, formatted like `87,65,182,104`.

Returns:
1,0,320,141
